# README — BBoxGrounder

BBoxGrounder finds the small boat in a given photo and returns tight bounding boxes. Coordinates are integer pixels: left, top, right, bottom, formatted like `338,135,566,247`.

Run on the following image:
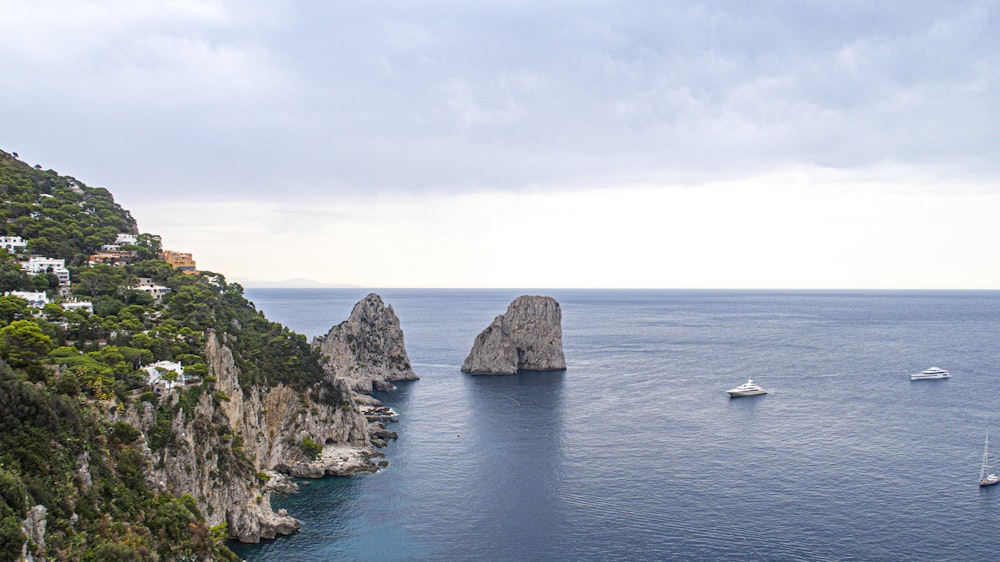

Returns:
910,367,951,381
727,378,767,398
980,430,1000,487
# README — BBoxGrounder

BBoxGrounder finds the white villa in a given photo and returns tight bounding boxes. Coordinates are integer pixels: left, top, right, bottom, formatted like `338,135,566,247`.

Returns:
135,278,171,302
102,233,138,252
61,300,94,314
21,256,71,287
0,236,27,253
143,360,186,393
5,291,48,308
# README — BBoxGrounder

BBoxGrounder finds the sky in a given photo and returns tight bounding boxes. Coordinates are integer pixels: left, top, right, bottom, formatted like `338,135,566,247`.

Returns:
2,0,999,289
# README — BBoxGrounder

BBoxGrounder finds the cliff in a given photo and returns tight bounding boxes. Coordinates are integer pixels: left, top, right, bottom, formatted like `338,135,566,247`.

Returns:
116,331,379,543
115,292,416,543
461,295,567,375
314,293,419,392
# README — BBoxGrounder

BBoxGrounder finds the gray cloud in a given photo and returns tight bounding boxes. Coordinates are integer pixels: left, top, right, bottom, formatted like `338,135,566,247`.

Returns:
1,0,997,201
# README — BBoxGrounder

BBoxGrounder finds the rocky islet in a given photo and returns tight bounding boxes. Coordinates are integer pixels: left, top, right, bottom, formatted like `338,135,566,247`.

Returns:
461,295,567,375
314,293,420,392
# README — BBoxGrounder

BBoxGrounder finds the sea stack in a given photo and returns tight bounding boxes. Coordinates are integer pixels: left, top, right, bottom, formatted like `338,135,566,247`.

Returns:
461,295,567,375
314,293,419,392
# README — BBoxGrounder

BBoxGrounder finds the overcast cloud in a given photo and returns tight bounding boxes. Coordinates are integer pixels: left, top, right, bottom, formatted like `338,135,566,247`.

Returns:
2,1,998,287
4,1,998,195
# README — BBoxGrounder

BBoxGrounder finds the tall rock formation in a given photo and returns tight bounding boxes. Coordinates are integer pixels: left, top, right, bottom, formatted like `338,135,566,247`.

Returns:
462,295,567,375
314,293,419,392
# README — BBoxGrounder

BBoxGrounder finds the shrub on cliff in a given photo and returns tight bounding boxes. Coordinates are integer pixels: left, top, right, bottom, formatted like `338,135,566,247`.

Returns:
301,436,324,460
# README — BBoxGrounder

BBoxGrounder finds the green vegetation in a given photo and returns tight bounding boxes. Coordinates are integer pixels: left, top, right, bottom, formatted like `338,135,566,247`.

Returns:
300,436,324,461
0,154,137,267
0,149,339,558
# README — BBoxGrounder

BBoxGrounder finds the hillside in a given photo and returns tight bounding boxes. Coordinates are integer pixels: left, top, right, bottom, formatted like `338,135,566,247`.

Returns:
0,150,378,560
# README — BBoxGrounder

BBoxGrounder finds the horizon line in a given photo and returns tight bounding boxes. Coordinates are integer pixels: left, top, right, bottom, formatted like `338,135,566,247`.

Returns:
238,285,1000,292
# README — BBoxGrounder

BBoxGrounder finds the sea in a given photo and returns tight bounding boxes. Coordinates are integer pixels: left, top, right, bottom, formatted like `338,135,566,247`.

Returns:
229,289,1000,561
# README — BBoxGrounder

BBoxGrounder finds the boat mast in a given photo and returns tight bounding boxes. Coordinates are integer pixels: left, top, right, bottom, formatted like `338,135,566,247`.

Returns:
982,430,991,481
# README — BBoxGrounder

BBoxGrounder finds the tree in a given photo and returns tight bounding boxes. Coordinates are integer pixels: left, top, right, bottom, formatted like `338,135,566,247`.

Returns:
118,346,152,369
55,370,81,396
31,274,52,292
125,290,154,307
0,296,28,325
0,320,52,367
184,363,209,377
75,264,130,297
137,233,162,255
0,259,32,293
0,515,22,562
26,236,53,256
42,303,64,320
130,259,172,282
158,367,178,386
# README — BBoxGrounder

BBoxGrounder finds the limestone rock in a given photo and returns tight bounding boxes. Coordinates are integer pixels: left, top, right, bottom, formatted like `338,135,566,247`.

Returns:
461,295,567,375
278,445,380,478
314,293,419,392
118,331,374,544
21,505,46,561
461,316,519,375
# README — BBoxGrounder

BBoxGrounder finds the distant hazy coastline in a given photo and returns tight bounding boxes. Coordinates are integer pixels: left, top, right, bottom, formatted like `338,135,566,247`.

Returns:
237,277,361,289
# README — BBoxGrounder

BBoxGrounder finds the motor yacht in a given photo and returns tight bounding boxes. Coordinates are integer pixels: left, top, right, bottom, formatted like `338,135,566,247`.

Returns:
727,378,767,397
910,367,951,381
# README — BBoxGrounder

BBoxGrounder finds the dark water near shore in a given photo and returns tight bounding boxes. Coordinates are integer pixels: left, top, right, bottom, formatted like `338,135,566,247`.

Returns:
231,289,1000,561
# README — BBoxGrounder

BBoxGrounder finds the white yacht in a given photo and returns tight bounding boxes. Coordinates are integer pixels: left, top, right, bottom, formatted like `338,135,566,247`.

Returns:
727,378,767,397
910,367,951,381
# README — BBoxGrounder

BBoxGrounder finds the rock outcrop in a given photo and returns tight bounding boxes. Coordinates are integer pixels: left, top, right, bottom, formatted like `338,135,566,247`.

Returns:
105,292,418,544
21,505,46,562
119,332,376,543
314,293,419,392
461,295,567,375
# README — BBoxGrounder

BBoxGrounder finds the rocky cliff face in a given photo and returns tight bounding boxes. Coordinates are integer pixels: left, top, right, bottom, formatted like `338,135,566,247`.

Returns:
314,293,419,392
114,292,419,544
102,292,418,544
461,295,567,375
117,332,381,543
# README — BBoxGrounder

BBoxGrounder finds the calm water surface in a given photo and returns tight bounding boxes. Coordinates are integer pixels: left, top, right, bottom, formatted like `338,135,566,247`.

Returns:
231,290,1000,561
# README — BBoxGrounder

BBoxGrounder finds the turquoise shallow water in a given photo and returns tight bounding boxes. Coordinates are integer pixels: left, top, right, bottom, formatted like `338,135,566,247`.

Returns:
231,289,1000,561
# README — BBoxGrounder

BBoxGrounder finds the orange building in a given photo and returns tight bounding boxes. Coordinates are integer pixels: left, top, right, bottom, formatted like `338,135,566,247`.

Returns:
88,250,136,266
161,250,198,273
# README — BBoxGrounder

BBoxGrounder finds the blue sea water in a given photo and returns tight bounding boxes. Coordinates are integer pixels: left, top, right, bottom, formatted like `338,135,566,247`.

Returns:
230,289,1000,561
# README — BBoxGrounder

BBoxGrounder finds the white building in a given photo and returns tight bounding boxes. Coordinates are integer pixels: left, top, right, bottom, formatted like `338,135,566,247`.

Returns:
102,233,138,252
0,236,27,253
61,300,94,314
116,233,138,245
135,278,171,302
5,291,48,308
143,360,186,392
22,257,71,287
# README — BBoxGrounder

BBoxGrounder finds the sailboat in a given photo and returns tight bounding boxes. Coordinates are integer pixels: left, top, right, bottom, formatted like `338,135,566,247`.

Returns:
979,430,1000,487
